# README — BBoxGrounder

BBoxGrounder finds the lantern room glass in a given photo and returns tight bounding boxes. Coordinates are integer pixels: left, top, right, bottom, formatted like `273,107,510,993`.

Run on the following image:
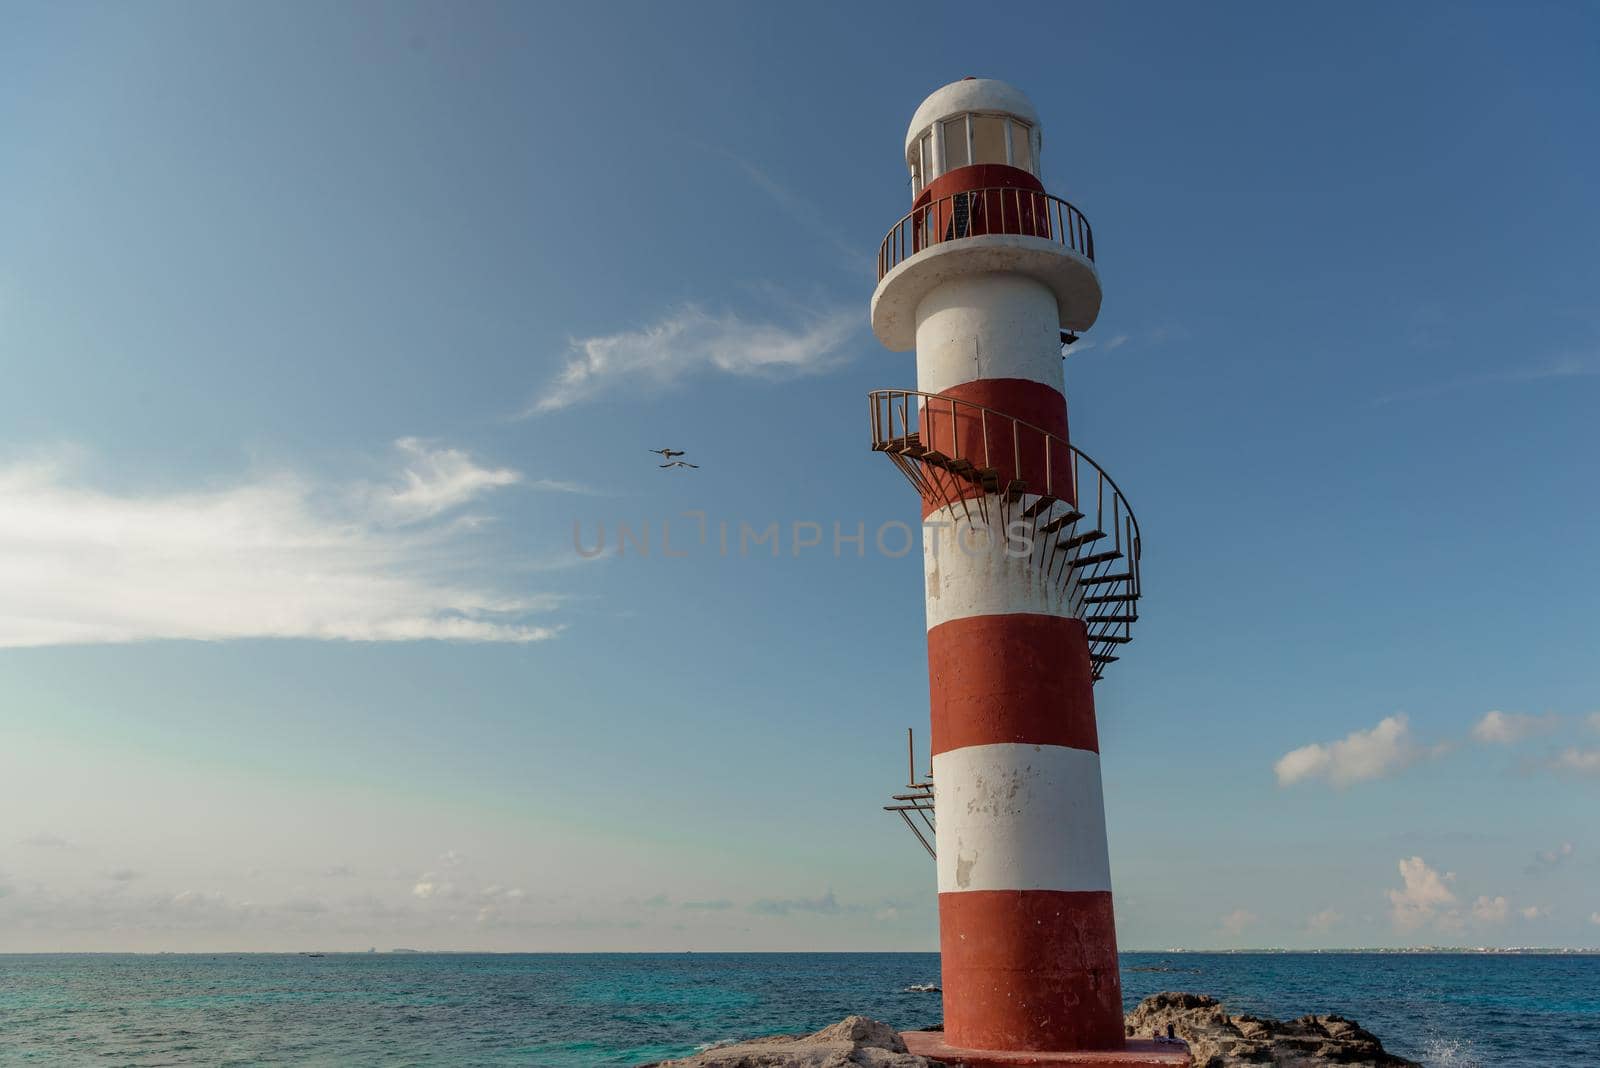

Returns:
971,115,1007,166
941,117,970,170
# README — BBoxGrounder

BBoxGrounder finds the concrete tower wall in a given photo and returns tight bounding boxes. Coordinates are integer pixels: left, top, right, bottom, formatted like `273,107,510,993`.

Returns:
914,263,1124,1048
873,76,1141,1059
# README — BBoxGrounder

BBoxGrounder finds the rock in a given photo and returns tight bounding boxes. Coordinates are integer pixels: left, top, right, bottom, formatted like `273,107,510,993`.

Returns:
643,1015,939,1067
1124,992,1420,1067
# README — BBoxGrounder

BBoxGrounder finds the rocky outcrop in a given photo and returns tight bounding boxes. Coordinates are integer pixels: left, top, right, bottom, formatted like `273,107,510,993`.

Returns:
643,1015,940,1067
1125,993,1420,1067
645,996,1418,1068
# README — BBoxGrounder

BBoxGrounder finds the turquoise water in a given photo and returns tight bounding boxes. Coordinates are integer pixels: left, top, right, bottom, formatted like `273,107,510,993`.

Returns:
1,952,1595,1065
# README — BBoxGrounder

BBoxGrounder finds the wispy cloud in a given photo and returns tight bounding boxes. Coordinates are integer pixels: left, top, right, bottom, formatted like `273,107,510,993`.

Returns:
1306,908,1342,933
20,833,73,849
1471,710,1560,745
731,156,871,274
1063,332,1129,358
749,890,845,916
1526,842,1575,876
380,437,522,521
1220,908,1258,937
1373,354,1600,406
524,304,858,415
1550,748,1600,777
1274,714,1424,788
0,441,561,648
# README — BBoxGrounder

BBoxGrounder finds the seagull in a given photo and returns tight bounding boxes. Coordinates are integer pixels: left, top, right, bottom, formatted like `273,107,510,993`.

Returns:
659,460,699,469
649,448,685,459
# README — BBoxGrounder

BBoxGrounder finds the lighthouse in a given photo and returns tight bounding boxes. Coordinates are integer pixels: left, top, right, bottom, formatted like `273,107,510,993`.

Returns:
870,79,1182,1066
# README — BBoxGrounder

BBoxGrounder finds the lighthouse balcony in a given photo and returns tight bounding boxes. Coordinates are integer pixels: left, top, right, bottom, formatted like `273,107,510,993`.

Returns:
871,188,1101,351
869,388,1142,681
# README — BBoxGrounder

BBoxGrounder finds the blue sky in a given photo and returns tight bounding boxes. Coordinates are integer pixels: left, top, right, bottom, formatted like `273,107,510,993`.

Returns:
2,1,1598,952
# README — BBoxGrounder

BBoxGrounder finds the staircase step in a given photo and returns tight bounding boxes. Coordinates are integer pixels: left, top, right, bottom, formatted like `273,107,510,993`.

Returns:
1038,510,1085,535
1078,572,1133,588
1069,550,1124,569
1020,495,1058,519
1085,614,1138,625
1083,592,1139,604
1058,530,1106,551
1092,634,1133,645
978,467,1001,491
1090,654,1120,665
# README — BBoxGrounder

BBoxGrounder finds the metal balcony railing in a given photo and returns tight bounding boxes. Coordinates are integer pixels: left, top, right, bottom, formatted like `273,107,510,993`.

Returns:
869,388,1141,680
877,187,1095,280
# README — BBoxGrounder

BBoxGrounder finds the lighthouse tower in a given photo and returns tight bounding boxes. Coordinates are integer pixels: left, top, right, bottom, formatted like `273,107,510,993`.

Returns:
870,79,1178,1065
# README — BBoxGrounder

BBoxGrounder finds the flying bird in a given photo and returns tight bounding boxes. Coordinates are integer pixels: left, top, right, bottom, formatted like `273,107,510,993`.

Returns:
649,448,685,459
659,460,699,469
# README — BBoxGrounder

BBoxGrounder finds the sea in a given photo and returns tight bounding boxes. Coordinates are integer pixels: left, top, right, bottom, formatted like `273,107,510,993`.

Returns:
1,952,1595,1066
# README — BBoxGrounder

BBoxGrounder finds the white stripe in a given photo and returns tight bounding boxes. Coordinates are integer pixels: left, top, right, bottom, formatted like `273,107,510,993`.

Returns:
914,274,1064,396
922,497,1083,631
934,742,1111,894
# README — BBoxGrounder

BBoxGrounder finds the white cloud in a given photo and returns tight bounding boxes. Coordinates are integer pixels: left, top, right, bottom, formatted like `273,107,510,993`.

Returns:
1591,912,1600,926
1471,895,1509,924
526,305,858,414
1220,909,1257,937
478,886,525,903
1520,905,1550,920
1387,856,1457,931
1588,713,1600,733
1470,710,1558,745
1274,714,1420,787
381,438,521,521
412,873,456,900
1551,748,1600,776
749,890,844,916
1307,908,1342,933
0,442,560,648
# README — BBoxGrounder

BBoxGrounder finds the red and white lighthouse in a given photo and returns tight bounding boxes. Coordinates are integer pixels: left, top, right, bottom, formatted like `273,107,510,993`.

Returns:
870,79,1181,1066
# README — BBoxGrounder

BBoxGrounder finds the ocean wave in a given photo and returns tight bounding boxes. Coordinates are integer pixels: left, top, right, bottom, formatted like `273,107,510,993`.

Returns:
1421,1036,1483,1068
904,983,940,993
692,1038,738,1053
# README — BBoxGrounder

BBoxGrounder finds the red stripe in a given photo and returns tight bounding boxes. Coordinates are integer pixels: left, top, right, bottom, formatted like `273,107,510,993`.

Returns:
919,378,1071,519
939,889,1124,1052
928,614,1098,756
918,163,1045,208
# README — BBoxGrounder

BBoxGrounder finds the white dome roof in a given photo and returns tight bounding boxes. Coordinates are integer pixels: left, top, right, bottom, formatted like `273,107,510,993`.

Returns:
905,78,1041,158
